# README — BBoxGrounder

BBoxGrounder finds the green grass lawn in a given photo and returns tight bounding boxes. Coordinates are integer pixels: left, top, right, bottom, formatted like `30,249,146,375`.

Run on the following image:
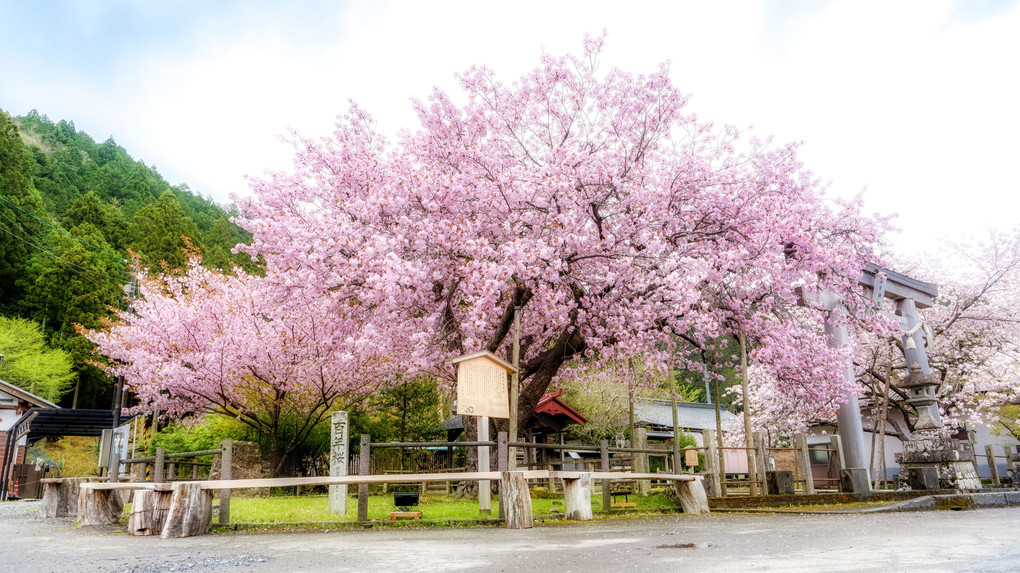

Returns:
222,490,679,523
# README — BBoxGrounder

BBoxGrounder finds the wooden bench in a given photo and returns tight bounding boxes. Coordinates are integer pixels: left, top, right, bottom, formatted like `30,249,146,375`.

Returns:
72,470,708,538
388,511,422,521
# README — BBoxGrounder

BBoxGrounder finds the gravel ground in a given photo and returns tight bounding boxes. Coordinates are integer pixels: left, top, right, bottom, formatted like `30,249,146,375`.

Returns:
3,500,1019,572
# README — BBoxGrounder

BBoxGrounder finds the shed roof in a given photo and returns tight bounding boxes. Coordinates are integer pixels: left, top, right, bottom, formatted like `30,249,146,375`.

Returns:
0,378,59,409
634,398,736,432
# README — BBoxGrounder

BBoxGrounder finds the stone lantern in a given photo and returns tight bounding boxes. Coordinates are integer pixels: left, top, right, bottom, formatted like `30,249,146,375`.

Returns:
895,364,981,491
900,364,941,430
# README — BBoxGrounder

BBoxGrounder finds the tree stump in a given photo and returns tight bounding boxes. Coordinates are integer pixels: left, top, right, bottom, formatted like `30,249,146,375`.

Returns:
128,490,173,536
41,478,89,518
500,471,533,529
561,473,593,521
77,487,124,526
161,483,213,539
675,480,710,514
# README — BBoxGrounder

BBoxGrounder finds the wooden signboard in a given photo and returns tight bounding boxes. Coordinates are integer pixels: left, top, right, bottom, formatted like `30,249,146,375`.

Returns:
447,351,516,419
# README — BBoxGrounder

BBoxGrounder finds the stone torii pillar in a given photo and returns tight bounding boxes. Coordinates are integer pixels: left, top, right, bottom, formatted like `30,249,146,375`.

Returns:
807,264,940,492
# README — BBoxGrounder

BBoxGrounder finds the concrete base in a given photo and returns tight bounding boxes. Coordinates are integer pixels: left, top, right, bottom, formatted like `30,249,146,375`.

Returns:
839,468,871,494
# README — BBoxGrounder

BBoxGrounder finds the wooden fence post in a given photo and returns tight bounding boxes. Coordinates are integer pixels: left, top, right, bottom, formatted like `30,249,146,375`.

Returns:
219,439,232,525
155,447,165,483
752,432,769,494
985,445,1000,487
1005,446,1016,472
497,432,508,520
357,434,370,522
599,439,611,512
829,435,845,472
702,429,720,497
794,434,815,495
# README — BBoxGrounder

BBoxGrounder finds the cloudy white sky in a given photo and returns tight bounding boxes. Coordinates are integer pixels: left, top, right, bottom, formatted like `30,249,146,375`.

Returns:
2,0,1018,256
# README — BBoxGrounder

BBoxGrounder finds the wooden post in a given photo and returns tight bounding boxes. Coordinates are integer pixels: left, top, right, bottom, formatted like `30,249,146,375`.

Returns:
600,439,611,512
497,432,508,520
77,486,124,526
167,462,175,481
739,334,758,496
986,445,1000,487
675,479,711,514
561,473,593,521
703,429,721,497
1005,446,1016,472
109,453,121,484
633,427,650,496
794,434,815,495
161,483,213,538
830,435,845,472
128,489,172,536
155,447,165,483
509,306,521,470
500,471,533,529
219,439,232,525
671,397,681,474
478,417,491,515
752,432,769,494
358,434,370,522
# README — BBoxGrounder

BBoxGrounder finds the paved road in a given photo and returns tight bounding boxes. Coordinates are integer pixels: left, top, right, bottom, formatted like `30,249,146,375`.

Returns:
3,501,1018,572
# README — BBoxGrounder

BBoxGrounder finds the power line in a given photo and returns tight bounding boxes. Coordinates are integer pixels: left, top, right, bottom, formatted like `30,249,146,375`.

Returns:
0,196,127,263
0,218,125,297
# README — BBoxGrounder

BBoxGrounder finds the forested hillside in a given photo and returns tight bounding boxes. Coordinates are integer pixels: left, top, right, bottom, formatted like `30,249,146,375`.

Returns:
0,108,256,409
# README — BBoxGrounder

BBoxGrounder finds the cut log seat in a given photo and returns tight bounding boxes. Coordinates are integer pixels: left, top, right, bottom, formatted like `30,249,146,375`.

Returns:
40,478,92,518
128,489,173,536
161,483,213,539
77,486,124,526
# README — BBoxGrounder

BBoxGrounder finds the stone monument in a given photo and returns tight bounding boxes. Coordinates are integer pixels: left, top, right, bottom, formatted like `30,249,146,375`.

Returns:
329,411,349,514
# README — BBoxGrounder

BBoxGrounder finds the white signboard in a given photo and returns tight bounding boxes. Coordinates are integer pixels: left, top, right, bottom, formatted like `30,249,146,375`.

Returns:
456,355,510,419
328,411,349,515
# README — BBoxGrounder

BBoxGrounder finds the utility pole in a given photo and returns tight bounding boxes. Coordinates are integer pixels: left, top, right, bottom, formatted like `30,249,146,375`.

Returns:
108,266,137,478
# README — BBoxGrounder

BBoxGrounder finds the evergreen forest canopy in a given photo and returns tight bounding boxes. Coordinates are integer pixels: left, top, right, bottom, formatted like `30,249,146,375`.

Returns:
0,108,256,409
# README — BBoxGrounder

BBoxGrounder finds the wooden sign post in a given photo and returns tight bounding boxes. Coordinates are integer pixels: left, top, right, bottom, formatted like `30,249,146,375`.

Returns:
446,351,517,515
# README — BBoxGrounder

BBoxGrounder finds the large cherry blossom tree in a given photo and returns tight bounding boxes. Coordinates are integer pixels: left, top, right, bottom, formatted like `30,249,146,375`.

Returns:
91,37,891,479
234,35,888,436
